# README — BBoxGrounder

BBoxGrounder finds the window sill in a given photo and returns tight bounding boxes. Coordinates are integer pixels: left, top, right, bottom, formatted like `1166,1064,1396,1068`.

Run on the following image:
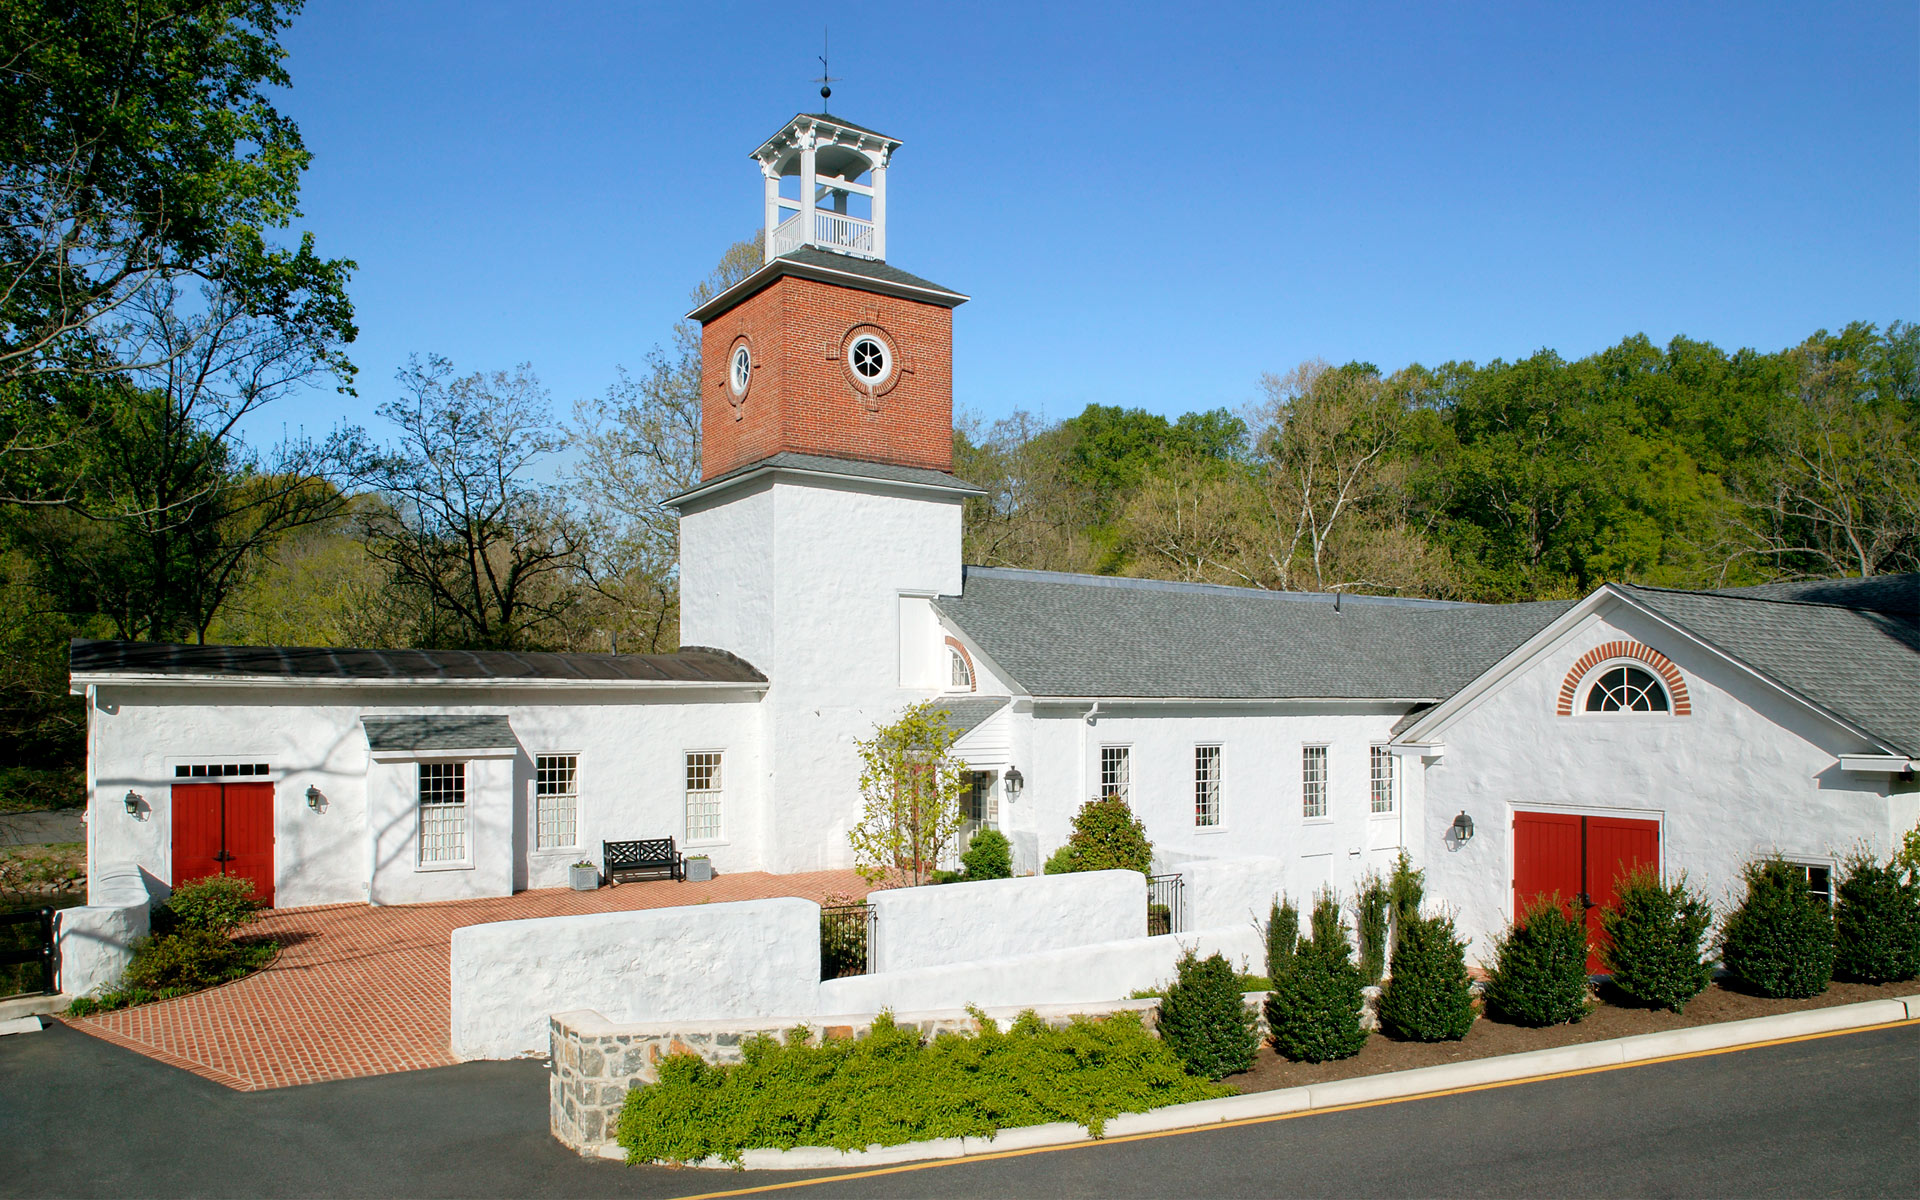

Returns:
415,860,474,873
686,838,730,850
1194,825,1229,835
529,845,581,857
1368,812,1398,821
1301,817,1334,826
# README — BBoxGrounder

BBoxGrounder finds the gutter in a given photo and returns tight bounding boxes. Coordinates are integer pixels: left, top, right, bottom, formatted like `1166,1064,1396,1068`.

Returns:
70,674,769,695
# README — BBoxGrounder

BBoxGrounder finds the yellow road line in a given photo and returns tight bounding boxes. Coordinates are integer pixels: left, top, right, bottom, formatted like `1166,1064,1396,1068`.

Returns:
658,1016,1919,1200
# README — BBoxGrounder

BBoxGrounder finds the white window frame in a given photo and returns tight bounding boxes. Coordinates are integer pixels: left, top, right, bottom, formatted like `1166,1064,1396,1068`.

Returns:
1194,744,1223,829
1369,745,1395,815
1301,744,1328,820
1579,660,1674,716
947,646,974,692
1099,744,1132,804
684,750,726,845
1783,858,1835,906
532,753,579,852
417,761,471,869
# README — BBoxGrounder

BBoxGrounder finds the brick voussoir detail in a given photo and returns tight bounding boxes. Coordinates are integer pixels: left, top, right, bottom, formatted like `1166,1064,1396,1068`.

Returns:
1557,640,1692,716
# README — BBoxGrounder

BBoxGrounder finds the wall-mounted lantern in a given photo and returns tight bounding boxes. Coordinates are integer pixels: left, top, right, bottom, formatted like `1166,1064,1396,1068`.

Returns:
1450,811,1475,844
305,784,323,811
123,790,141,815
1003,766,1024,800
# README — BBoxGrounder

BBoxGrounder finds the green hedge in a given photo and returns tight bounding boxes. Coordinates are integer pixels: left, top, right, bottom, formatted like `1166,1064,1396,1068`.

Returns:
1265,891,1367,1063
1720,857,1834,998
1833,853,1920,984
1601,868,1714,1012
1378,913,1473,1042
1483,896,1590,1027
1156,950,1257,1080
615,1010,1227,1164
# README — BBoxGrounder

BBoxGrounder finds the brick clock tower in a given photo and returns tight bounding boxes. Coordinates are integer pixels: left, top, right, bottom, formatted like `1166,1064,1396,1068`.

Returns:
669,111,985,874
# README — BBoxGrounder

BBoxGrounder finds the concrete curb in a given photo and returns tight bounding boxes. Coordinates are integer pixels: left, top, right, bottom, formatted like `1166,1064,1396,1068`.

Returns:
596,995,1920,1170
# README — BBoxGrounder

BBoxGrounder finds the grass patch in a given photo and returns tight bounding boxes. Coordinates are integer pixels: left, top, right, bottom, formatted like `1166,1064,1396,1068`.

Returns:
616,1009,1228,1165
1131,972,1271,1000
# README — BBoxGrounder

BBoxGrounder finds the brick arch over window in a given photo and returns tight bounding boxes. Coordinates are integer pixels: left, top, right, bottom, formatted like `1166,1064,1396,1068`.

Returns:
944,636,977,692
1558,641,1691,716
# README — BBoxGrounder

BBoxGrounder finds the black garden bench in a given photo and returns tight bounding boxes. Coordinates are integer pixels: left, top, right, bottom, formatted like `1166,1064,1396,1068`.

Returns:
602,837,684,884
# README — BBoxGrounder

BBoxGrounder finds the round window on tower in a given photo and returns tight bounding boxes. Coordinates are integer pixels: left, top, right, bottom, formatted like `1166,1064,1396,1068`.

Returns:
728,341,752,398
848,334,892,387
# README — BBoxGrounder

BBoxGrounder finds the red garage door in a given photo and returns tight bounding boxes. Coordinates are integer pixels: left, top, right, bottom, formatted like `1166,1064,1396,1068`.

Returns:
1513,811,1659,973
171,782,276,907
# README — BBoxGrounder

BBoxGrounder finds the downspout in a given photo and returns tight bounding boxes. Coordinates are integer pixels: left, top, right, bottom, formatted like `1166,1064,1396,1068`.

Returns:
1077,702,1103,810
84,684,97,903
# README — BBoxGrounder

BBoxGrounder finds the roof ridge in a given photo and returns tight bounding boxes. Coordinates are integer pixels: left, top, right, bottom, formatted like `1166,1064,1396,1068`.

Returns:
1622,580,1919,615
958,566,1477,609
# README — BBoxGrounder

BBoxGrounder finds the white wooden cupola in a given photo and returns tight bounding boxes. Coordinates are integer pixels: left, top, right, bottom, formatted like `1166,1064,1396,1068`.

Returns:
752,113,901,263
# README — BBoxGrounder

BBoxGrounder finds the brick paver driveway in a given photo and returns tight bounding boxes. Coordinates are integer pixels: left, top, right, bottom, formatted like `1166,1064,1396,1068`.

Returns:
65,869,867,1091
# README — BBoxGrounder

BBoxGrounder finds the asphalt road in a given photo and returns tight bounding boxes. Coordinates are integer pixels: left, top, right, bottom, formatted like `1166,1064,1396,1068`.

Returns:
1,1018,1913,1198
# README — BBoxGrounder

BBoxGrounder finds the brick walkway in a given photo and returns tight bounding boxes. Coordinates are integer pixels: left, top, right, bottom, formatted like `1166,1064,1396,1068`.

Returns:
65,869,868,1092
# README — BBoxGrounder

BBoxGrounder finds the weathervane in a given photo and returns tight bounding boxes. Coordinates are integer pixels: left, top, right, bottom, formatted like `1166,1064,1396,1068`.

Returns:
813,28,839,108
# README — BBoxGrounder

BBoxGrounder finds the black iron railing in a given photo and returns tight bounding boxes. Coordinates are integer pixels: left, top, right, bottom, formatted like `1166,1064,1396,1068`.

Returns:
1147,874,1185,937
820,902,877,980
0,906,55,997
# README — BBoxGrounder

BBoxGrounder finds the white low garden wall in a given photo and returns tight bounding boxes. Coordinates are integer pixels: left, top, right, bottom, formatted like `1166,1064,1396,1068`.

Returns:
450,897,821,1061
1176,856,1290,933
820,923,1263,1015
869,869,1144,973
55,865,152,997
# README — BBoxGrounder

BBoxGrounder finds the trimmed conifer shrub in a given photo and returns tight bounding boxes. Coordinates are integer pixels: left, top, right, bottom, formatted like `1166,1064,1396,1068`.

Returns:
1483,896,1590,1027
1720,856,1835,998
1157,950,1257,1080
1265,891,1367,1062
1355,874,1390,986
1388,851,1425,950
1378,913,1474,1041
1266,894,1299,985
960,829,1013,881
1601,867,1714,1011
1833,853,1920,983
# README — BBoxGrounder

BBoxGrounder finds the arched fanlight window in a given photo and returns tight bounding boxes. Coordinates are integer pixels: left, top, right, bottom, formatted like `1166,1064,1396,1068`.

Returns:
948,646,973,690
1584,665,1670,713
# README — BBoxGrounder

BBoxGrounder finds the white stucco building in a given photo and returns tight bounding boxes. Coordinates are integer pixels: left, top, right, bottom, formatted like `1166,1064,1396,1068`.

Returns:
70,110,1920,956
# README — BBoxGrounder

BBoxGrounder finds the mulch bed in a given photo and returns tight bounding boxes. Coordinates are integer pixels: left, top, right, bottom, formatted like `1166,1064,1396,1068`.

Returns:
1232,978,1917,1094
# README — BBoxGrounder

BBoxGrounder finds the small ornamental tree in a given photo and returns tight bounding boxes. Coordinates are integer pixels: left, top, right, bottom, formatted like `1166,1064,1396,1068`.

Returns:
1601,868,1714,1012
1157,950,1257,1080
1483,896,1591,1027
1719,856,1835,998
960,829,1013,881
1266,894,1300,985
1833,853,1920,984
1044,796,1154,875
847,703,970,887
1265,891,1367,1062
1355,873,1391,986
1378,912,1474,1042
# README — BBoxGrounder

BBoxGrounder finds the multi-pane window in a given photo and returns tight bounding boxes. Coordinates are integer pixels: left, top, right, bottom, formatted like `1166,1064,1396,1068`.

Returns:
949,647,973,690
1100,746,1131,802
966,771,992,824
685,751,724,842
1787,862,1833,906
1585,665,1670,712
1369,746,1395,814
1301,745,1328,819
1194,745,1222,827
535,755,578,850
418,762,467,864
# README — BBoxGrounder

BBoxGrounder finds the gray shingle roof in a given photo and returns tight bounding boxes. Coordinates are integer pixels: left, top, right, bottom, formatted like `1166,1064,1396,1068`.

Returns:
70,639,766,685
665,451,985,509
362,715,515,753
1711,575,1919,614
929,696,1009,738
935,568,1572,701
1621,581,1920,755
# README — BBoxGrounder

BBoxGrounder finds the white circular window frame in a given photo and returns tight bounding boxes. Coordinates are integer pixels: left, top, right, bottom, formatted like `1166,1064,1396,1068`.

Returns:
727,341,753,398
847,334,893,388
1578,658,1674,717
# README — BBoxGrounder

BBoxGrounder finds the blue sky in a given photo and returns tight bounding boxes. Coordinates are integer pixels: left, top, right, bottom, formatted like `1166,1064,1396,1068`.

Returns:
270,1,1918,442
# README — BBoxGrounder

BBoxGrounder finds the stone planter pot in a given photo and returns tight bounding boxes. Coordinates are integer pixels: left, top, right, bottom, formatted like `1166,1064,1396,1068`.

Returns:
569,864,600,891
685,857,713,883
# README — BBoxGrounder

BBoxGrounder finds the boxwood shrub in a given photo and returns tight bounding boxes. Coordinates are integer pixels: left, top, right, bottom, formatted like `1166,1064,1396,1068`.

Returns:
1601,868,1714,1012
1378,912,1474,1042
1483,896,1590,1027
1265,891,1367,1062
1157,949,1257,1079
1833,853,1920,984
959,829,1012,881
1720,856,1835,998
1043,797,1153,875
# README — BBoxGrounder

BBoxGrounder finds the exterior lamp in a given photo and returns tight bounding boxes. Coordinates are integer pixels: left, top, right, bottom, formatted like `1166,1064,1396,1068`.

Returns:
1450,811,1475,843
1003,766,1024,799
305,785,323,811
123,790,141,815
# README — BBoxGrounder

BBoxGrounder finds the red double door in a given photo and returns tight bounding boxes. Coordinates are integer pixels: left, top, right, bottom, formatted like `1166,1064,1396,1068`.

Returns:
1512,811,1659,973
171,782,276,907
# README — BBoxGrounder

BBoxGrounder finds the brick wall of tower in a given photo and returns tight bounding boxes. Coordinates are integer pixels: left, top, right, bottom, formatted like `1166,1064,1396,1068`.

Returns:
698,275,955,480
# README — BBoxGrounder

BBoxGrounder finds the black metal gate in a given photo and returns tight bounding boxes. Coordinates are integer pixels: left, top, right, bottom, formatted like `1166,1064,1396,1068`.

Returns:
1147,874,1185,936
0,906,55,997
820,903,877,980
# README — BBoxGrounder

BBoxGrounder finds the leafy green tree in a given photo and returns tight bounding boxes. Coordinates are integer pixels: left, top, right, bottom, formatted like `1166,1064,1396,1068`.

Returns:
1043,796,1153,875
847,702,970,887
